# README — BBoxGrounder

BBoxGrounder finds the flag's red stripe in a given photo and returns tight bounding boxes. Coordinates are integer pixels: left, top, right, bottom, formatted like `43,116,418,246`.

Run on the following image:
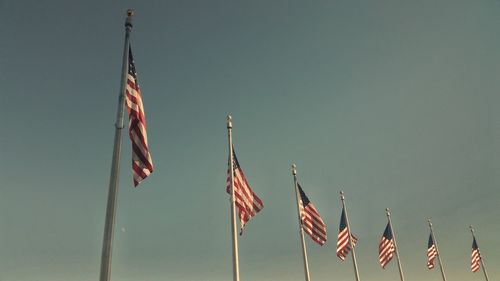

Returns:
427,245,437,269
337,228,358,260
379,237,394,268
302,216,327,236
471,249,481,272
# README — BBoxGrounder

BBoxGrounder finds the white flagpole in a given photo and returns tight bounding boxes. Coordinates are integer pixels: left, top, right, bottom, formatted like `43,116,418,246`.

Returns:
427,219,447,281
292,164,311,281
227,115,240,281
340,191,361,281
385,208,405,281
99,9,133,281
470,226,490,281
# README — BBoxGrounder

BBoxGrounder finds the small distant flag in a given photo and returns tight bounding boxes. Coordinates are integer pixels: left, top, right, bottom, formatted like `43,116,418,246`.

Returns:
336,207,358,260
226,150,263,235
297,184,327,245
379,222,395,268
125,46,154,186
427,234,437,269
471,237,481,273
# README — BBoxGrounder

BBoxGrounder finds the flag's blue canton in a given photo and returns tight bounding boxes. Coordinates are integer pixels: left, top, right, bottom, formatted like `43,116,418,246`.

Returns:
339,208,347,230
428,235,434,248
232,149,241,168
128,47,138,81
383,224,393,240
472,238,478,250
297,184,310,206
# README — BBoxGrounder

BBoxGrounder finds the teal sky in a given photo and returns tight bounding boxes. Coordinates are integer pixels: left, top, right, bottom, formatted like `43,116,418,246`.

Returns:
1,1,499,280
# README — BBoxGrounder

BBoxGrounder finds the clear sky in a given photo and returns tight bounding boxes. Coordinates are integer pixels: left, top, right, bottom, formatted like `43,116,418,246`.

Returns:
1,1,499,281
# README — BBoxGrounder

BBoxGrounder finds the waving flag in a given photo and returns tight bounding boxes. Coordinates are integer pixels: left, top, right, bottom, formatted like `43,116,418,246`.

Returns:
379,222,395,268
471,237,481,273
427,234,437,269
336,207,358,260
226,151,263,234
297,184,327,245
125,46,154,186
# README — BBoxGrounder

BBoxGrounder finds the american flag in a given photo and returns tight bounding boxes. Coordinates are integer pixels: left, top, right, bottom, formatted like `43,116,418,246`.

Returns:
125,46,153,187
226,150,263,235
379,222,395,268
297,184,327,245
427,234,437,269
471,237,481,273
336,207,358,260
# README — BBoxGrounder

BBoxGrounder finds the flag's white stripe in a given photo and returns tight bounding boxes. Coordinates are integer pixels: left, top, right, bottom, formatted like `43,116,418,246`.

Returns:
234,170,260,211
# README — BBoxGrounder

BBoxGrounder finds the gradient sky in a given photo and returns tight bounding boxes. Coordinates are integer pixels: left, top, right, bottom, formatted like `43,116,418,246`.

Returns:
1,1,499,281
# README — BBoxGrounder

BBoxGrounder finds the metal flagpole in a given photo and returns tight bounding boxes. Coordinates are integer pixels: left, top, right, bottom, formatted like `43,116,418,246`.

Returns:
291,164,311,281
427,219,447,281
385,208,405,281
340,191,361,281
470,226,490,281
227,115,240,281
99,9,133,281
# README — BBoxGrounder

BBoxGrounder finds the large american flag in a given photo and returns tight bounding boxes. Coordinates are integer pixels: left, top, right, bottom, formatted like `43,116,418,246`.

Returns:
226,150,263,235
336,207,358,260
125,46,154,187
297,184,327,245
427,234,437,269
471,237,481,273
379,222,395,268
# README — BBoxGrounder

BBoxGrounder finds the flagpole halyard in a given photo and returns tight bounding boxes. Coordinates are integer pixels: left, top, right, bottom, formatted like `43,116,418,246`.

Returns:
340,191,361,281
470,226,490,281
427,219,447,281
292,164,311,281
227,115,240,281
385,208,405,281
99,9,133,281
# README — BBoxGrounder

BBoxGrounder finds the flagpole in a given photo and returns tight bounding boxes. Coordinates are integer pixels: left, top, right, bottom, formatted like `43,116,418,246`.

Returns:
340,191,361,281
227,115,240,281
385,208,405,281
99,9,133,281
470,226,490,281
427,219,447,281
292,164,311,281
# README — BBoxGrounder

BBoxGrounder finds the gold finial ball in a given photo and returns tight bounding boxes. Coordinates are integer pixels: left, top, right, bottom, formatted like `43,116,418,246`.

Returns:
127,9,134,17
226,114,233,128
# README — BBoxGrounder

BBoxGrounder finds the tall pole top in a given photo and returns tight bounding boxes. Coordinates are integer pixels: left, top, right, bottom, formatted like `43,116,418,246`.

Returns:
340,190,345,201
125,9,133,29
226,114,233,129
427,218,433,227
385,208,391,217
292,164,297,175
470,225,475,235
